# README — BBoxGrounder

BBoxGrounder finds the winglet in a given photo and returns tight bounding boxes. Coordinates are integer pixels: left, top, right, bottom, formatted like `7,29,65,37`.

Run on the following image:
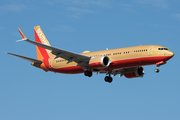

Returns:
18,27,27,40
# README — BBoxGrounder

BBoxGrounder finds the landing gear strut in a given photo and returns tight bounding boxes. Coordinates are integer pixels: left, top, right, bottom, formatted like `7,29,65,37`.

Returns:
155,65,160,73
84,70,92,77
155,61,166,73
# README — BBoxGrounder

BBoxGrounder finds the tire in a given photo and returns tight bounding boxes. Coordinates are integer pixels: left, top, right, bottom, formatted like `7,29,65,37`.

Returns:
104,76,113,83
88,71,92,77
155,69,160,73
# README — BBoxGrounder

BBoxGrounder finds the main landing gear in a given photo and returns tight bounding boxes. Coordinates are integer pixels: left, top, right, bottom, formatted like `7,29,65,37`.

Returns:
104,72,113,83
84,70,92,77
104,76,113,83
84,70,113,83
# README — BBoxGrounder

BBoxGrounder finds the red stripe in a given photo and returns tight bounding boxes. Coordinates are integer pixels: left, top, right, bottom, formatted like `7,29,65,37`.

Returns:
34,29,50,69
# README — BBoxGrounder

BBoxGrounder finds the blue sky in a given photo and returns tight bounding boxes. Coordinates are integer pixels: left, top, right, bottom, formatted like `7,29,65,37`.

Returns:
1,0,179,120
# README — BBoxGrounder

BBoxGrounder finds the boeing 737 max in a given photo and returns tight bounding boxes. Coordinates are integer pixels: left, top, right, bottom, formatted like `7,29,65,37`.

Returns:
7,26,174,83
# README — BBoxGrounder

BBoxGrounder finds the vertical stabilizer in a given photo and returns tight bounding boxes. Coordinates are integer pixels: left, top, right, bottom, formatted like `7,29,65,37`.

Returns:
34,26,55,61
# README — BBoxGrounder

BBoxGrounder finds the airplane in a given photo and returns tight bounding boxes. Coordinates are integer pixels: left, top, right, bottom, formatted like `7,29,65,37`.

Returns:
7,26,174,83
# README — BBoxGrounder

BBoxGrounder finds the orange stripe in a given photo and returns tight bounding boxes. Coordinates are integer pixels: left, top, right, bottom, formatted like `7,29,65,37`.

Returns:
40,63,48,72
36,46,43,60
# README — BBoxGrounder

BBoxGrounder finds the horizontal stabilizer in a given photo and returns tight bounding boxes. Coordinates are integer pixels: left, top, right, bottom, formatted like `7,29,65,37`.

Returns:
6,52,42,64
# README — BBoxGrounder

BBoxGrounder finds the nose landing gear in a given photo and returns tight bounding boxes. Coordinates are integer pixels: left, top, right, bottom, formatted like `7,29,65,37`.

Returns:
155,61,166,73
155,68,160,73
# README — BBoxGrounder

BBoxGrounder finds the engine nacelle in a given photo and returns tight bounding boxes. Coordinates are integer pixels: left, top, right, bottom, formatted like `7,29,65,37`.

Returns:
124,67,144,78
89,56,111,69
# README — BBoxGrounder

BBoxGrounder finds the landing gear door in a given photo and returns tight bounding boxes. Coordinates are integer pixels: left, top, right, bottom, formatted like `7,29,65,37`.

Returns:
148,46,154,55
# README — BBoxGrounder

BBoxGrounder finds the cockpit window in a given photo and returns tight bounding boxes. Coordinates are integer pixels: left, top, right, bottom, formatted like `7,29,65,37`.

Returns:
158,48,168,50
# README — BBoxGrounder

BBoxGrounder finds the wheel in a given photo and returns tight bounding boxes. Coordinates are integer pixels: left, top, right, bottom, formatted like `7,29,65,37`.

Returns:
108,77,113,83
105,76,109,82
88,71,92,77
155,69,159,73
84,70,92,77
84,70,89,76
104,76,113,83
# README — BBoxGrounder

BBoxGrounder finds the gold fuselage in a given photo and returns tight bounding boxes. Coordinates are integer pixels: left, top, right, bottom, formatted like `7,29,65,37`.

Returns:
48,45,174,74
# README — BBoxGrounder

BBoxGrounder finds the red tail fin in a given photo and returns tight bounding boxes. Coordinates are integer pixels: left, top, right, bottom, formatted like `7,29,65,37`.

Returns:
34,26,54,60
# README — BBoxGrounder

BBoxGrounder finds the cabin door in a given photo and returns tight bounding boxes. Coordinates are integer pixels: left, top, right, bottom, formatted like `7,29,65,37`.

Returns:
148,46,154,55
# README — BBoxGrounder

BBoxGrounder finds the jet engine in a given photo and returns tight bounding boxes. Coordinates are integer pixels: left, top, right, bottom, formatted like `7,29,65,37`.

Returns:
89,56,111,69
124,66,144,78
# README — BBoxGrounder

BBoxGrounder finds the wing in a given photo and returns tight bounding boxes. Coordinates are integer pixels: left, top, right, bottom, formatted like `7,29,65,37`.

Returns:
6,52,42,64
111,68,126,77
99,68,126,77
22,39,91,69
111,67,144,77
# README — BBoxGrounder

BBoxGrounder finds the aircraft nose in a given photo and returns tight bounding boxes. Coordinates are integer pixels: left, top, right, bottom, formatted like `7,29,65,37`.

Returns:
170,51,174,57
167,51,174,57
